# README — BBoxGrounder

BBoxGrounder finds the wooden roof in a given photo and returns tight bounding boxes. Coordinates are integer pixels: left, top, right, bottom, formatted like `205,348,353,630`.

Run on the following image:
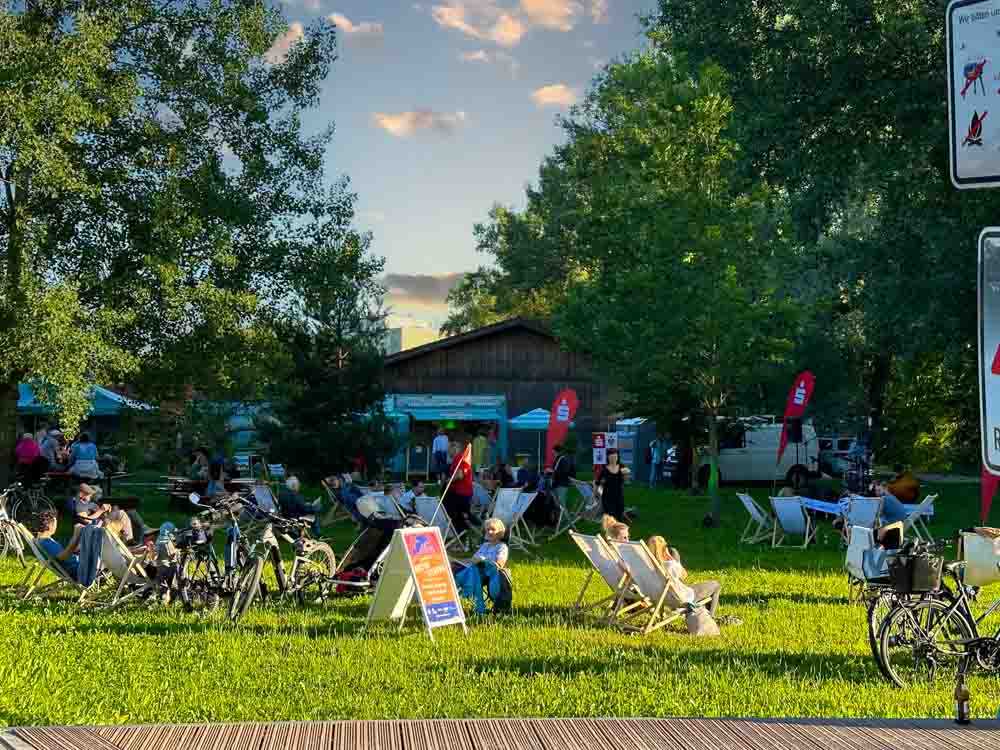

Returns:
384,318,553,367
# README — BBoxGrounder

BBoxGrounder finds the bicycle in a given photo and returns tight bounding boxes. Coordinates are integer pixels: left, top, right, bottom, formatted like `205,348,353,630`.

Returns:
874,540,989,688
0,484,26,566
8,479,55,526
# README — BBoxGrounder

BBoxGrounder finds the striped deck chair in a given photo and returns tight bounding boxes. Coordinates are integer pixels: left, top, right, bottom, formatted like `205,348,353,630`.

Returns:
569,531,642,621
489,489,537,553
15,523,96,603
609,540,713,635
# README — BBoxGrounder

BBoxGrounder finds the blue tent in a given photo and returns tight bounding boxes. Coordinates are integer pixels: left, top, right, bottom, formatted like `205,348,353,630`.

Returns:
17,384,152,417
508,408,549,466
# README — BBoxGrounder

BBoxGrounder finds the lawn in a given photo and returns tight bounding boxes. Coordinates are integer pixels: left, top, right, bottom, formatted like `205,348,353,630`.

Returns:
1,477,998,727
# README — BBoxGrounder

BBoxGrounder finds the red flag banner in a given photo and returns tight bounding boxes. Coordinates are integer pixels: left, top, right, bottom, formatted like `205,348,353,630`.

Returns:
777,371,816,464
982,464,1000,523
544,389,580,469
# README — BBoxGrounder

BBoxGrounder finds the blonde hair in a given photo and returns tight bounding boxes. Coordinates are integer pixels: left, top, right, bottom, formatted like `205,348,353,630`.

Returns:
646,535,671,563
484,517,506,537
601,514,629,542
105,510,133,542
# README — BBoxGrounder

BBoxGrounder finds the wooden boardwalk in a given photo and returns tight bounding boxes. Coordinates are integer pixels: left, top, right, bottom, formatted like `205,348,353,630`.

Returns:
2,718,998,750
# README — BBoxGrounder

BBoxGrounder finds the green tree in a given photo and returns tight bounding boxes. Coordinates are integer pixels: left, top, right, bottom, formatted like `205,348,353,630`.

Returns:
0,0,350,483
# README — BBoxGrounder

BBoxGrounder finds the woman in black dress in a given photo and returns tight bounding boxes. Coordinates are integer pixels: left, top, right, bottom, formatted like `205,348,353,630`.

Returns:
596,448,628,523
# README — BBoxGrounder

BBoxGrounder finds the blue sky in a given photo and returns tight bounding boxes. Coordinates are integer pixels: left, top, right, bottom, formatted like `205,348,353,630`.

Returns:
269,0,654,328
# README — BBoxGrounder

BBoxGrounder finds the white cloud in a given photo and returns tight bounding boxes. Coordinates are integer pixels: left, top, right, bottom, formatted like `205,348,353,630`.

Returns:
328,12,384,37
373,109,468,137
458,48,520,75
430,2,527,46
581,39,595,48
588,56,606,70
531,83,577,107
460,49,490,62
264,22,305,65
519,0,582,32
590,0,608,23
360,210,387,223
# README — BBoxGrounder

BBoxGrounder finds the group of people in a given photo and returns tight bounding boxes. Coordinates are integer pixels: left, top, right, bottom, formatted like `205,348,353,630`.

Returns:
13,427,104,483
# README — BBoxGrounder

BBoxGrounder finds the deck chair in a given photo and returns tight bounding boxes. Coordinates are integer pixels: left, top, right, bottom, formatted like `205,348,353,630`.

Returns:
14,523,95,603
902,494,937,542
608,540,713,635
845,525,876,603
320,478,352,525
770,497,816,548
569,479,602,525
569,531,642,620
845,496,882,530
471,483,494,518
490,489,538,552
737,493,773,545
413,496,468,552
95,531,155,610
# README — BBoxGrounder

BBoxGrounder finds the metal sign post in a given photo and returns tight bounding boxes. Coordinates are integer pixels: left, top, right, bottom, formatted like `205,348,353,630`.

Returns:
947,0,1000,188
979,229,1000,475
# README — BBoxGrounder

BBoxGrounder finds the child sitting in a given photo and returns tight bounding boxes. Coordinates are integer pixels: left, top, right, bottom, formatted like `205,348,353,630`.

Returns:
646,535,722,617
32,511,81,580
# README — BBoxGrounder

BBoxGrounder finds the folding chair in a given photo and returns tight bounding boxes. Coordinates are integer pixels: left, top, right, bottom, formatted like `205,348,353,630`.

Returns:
569,479,602,525
845,525,876,603
471,482,494,519
608,540,713,635
770,497,816,548
96,531,156,610
252,484,279,513
846,496,882,527
414,496,468,552
490,488,538,553
320,478,352,525
14,523,94,603
569,531,641,620
736,493,773,545
903,494,937,542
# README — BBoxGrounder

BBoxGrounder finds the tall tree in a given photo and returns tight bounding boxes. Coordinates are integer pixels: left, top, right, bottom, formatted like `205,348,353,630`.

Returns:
0,0,348,483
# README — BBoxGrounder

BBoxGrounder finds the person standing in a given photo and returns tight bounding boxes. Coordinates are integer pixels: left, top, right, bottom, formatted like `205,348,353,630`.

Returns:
431,427,449,482
596,448,629,523
551,443,575,510
443,442,474,534
472,430,488,476
648,437,663,488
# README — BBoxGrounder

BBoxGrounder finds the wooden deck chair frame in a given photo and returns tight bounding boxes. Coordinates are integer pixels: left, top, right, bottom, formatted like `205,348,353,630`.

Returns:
95,531,156,610
568,531,642,620
770,497,817,549
903,494,937,542
608,540,713,635
489,489,538,553
320,479,352,525
736,493,774,545
14,523,96,603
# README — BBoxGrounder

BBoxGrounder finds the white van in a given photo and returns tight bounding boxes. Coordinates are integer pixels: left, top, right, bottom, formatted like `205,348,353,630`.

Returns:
696,417,818,487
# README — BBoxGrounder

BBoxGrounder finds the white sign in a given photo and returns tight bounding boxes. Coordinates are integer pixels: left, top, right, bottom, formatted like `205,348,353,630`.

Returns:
948,0,1000,188
980,229,1000,474
366,526,467,640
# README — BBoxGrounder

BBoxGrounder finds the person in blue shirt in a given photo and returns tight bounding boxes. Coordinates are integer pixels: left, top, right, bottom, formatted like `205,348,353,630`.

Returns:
33,511,81,580
454,517,509,614
875,482,909,525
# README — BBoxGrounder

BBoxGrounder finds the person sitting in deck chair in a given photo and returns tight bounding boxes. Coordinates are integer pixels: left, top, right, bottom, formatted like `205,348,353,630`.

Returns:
601,514,630,543
454,517,511,615
279,476,321,536
71,483,111,527
32,510,82,580
647,535,721,618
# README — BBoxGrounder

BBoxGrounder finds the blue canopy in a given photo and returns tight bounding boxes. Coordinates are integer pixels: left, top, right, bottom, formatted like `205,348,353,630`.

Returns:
509,408,550,431
18,384,152,417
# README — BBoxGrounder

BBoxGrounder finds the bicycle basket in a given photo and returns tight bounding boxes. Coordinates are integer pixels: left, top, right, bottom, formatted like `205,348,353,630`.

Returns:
888,551,943,594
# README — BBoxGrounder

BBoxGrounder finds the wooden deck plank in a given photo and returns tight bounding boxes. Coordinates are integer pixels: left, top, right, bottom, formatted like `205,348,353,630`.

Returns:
4,717,1000,750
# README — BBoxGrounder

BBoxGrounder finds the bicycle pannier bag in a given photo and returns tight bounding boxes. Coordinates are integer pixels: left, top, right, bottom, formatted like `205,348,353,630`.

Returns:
960,530,1000,587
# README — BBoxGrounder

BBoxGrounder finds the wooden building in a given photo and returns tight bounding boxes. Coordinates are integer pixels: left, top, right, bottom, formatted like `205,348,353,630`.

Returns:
383,318,614,463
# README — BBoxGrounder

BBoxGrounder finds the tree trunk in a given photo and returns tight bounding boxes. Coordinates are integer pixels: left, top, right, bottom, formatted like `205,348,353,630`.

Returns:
0,382,19,489
867,351,892,457
708,414,721,525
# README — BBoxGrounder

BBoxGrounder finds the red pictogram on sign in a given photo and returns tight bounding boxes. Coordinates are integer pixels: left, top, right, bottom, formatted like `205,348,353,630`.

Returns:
991,343,1000,375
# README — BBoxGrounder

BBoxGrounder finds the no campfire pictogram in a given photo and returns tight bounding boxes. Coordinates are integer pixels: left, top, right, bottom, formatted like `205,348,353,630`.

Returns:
965,110,989,146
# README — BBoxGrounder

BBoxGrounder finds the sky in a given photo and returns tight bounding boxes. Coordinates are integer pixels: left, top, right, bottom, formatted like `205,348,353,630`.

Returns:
269,0,655,329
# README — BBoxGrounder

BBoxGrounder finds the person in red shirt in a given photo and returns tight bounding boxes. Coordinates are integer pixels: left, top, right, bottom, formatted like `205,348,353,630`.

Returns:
443,442,474,533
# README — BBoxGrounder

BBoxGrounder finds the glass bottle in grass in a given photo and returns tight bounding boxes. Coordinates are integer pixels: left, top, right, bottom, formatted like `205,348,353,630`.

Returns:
955,672,971,725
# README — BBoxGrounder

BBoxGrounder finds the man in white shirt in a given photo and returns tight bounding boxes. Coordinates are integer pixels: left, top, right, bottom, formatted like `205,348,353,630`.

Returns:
399,480,426,514
431,428,449,481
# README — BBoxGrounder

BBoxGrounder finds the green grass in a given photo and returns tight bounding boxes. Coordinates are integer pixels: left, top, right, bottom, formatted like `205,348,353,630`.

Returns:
2,476,999,726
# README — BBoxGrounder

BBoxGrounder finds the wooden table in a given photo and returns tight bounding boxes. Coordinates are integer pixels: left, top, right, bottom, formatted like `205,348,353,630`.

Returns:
2,717,997,750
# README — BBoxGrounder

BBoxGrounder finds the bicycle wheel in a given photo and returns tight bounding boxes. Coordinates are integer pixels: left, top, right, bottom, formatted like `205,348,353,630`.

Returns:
292,542,336,606
229,555,265,623
877,598,975,688
180,552,222,614
866,589,894,671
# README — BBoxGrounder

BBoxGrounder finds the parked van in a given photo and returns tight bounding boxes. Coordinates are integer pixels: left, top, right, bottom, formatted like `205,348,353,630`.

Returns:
696,417,818,487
